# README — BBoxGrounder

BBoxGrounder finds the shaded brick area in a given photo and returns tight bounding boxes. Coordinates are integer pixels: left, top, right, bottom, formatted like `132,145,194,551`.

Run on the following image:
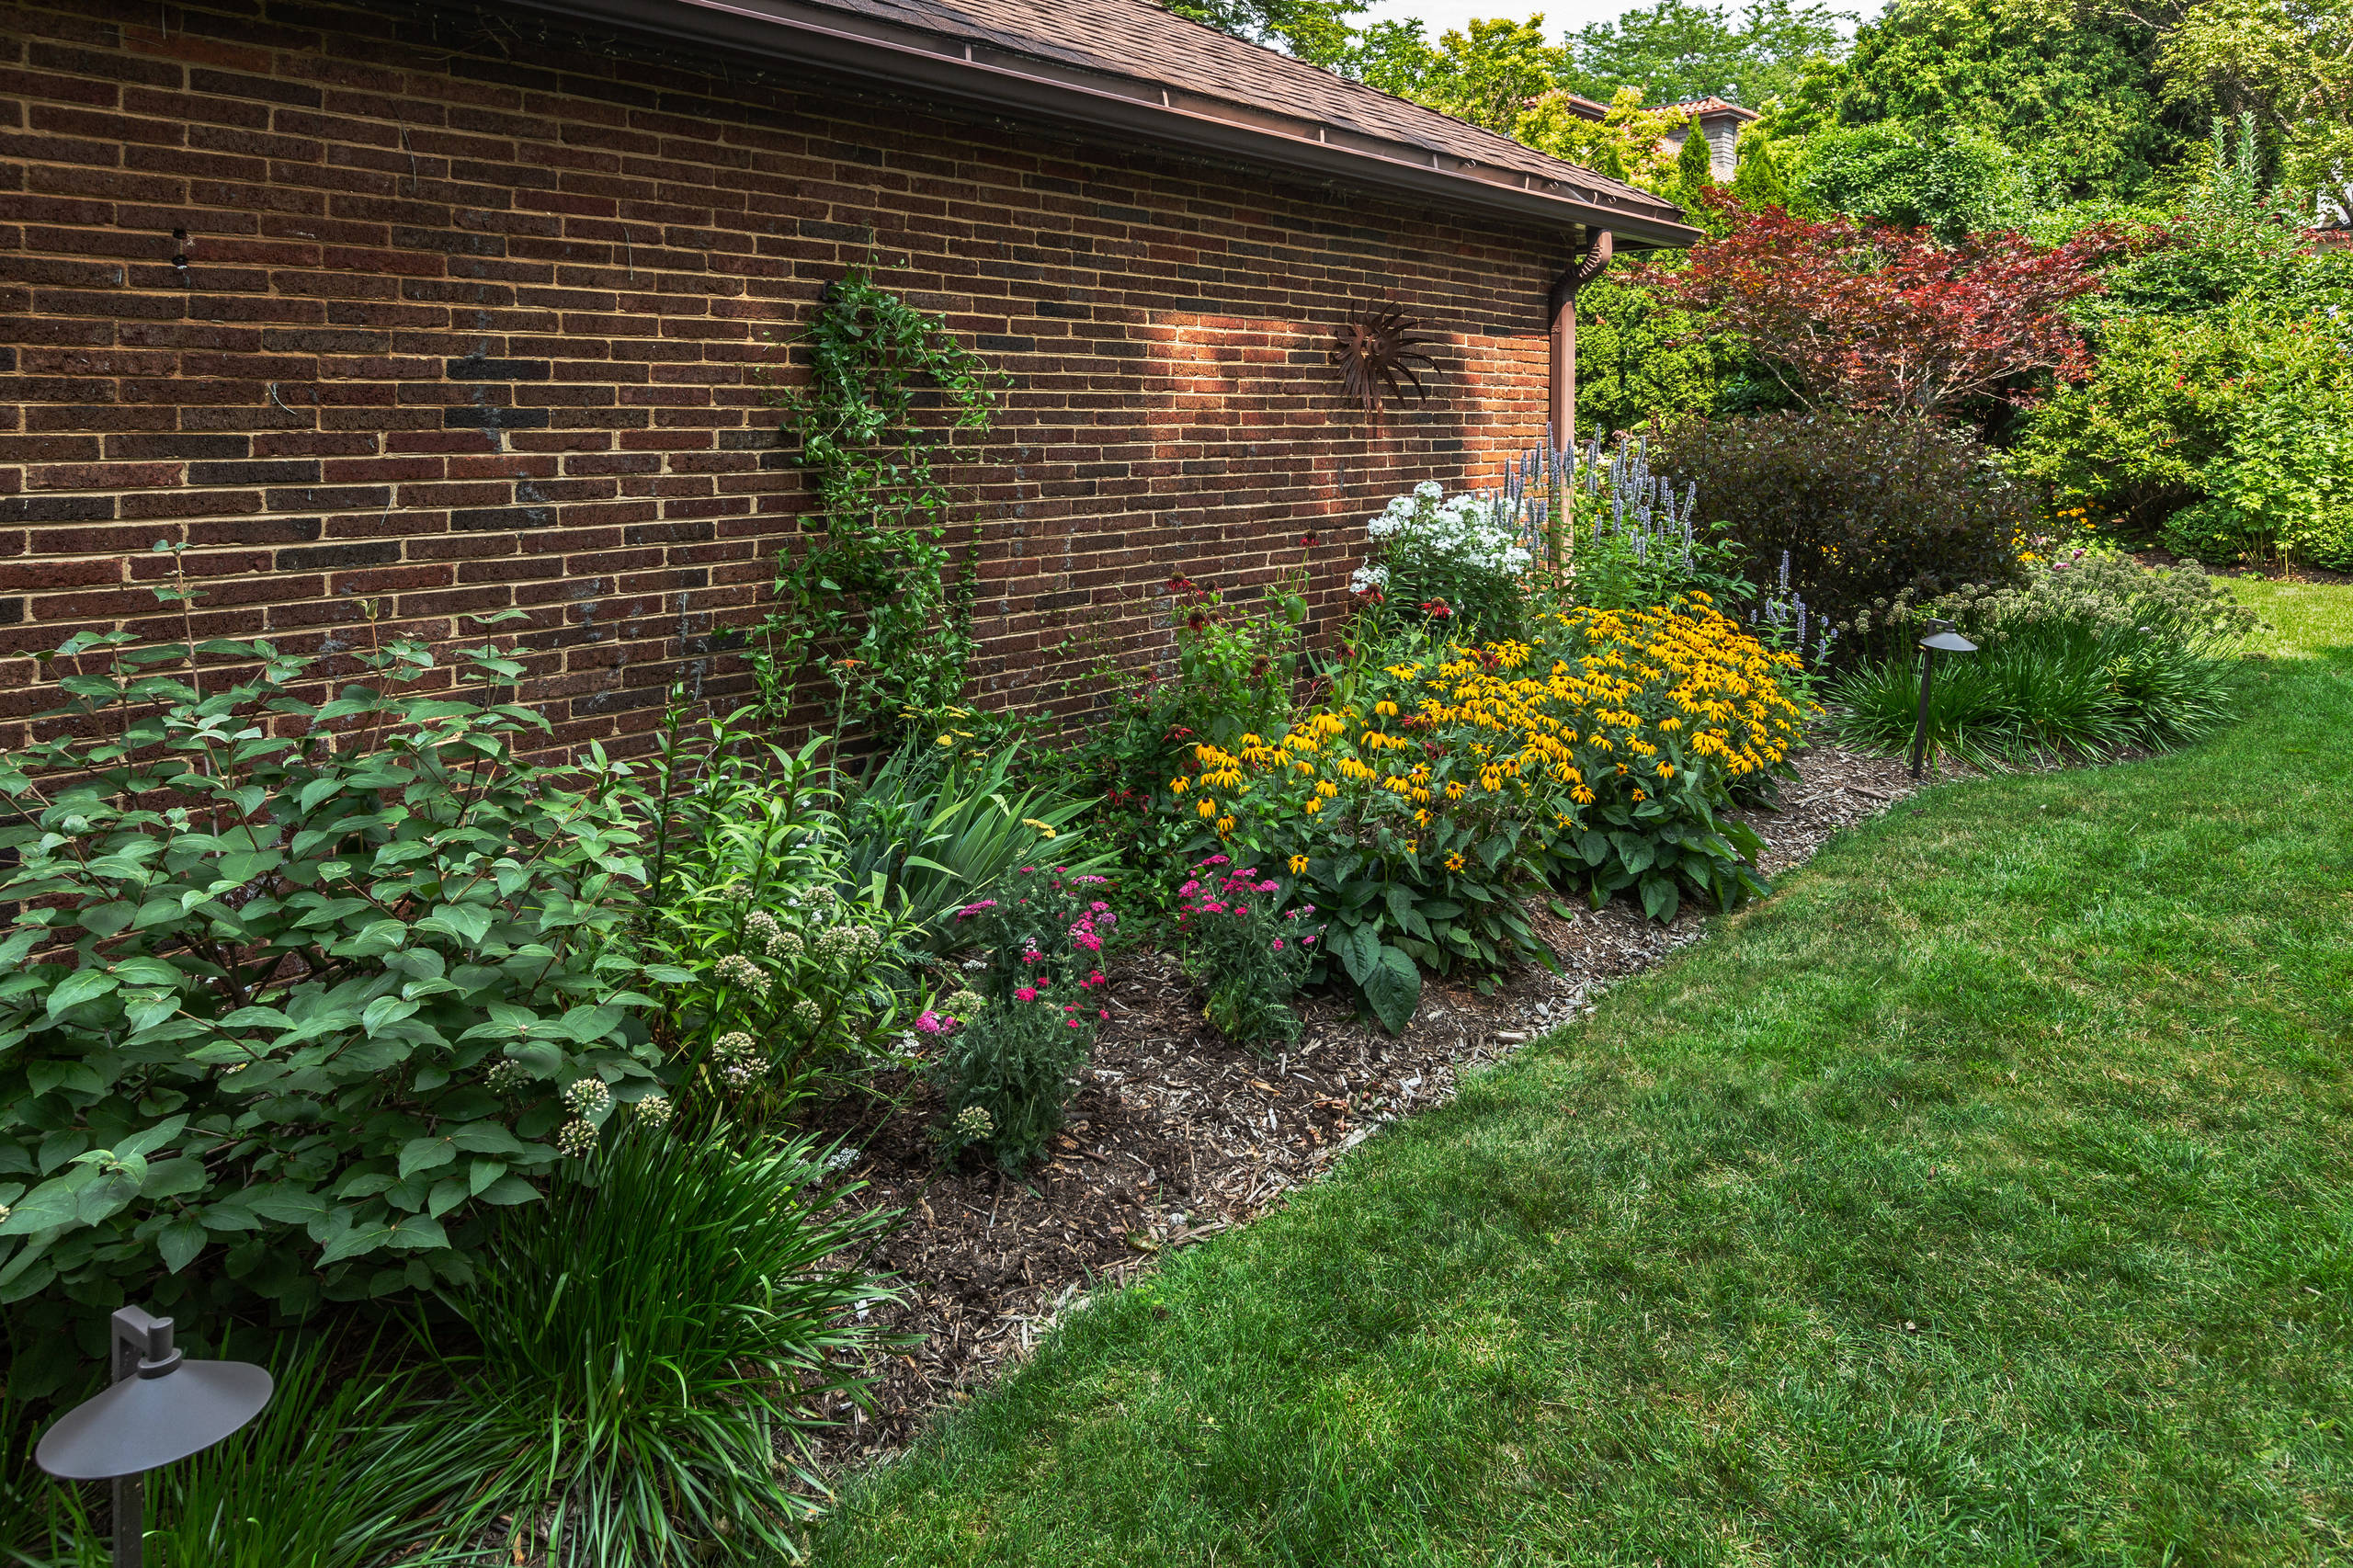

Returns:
0,0,1561,753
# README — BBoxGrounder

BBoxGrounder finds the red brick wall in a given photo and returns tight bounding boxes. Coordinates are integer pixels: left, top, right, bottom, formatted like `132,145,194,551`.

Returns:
0,0,1562,753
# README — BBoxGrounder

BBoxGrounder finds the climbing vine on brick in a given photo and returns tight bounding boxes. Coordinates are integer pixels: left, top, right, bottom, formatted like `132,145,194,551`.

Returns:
758,267,1005,739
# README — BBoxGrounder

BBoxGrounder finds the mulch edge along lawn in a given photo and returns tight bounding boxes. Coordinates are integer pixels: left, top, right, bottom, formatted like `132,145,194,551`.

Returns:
814,579,2353,1568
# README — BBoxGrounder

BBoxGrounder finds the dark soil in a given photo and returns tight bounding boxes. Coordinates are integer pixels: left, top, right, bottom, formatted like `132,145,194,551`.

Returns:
803,741,1921,1471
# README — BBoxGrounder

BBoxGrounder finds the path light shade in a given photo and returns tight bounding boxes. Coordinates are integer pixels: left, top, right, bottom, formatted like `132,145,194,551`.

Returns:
1909,619,1980,779
35,1305,273,1568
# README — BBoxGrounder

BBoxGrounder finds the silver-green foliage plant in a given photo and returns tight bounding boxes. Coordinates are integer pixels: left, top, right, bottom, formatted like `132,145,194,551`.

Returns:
444,1124,892,1567
0,573,658,1370
1843,548,2262,656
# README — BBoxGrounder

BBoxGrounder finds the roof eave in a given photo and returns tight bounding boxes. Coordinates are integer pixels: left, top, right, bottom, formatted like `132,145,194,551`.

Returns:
502,0,1703,248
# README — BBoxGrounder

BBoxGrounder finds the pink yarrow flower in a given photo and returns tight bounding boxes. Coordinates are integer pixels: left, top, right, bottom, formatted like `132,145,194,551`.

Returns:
1014,985,1040,1002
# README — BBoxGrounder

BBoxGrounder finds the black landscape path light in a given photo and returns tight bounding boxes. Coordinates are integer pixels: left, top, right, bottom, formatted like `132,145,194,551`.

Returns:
1909,618,1980,779
35,1305,274,1568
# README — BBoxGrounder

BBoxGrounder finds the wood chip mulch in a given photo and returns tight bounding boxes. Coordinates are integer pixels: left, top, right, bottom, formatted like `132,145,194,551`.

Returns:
801,740,1923,1473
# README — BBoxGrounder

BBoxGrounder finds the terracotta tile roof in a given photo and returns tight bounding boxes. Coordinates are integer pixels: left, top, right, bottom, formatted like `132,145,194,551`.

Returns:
521,0,1701,245
1658,96,1760,120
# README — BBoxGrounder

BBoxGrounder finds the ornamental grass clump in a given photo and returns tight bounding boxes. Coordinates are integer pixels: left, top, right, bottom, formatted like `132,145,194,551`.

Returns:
444,1124,891,1567
1176,597,1804,1031
1832,549,2259,766
1175,856,1324,1049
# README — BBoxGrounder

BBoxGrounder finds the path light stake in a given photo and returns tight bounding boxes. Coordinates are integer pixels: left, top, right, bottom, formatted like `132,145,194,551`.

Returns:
36,1306,274,1567
1909,618,1980,780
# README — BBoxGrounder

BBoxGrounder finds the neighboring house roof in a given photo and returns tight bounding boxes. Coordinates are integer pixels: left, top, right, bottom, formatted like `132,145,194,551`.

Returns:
501,0,1701,247
1662,96,1761,122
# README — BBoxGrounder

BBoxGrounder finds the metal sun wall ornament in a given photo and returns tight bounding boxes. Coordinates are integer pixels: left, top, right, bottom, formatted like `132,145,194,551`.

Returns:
1331,304,1438,417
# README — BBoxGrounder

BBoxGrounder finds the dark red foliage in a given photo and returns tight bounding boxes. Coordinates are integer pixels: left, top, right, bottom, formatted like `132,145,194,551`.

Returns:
1638,192,2127,418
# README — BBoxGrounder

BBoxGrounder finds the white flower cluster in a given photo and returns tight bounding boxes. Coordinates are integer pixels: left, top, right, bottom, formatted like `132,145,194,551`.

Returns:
561,1077,611,1117
713,953,771,998
1364,479,1531,575
713,1030,765,1088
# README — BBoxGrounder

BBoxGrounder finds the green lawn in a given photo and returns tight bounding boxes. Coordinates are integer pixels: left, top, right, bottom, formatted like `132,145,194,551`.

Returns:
815,579,2353,1567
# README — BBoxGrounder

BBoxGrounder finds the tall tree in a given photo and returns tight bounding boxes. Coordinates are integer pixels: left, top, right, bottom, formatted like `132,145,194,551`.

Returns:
1831,0,2194,199
1419,17,1572,132
2162,0,2353,219
1561,0,1852,108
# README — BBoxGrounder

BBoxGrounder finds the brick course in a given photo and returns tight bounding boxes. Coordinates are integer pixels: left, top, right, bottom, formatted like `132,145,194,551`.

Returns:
1,0,1565,753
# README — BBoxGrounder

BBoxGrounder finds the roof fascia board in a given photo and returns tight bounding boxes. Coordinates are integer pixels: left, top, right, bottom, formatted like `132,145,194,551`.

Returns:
504,0,1703,247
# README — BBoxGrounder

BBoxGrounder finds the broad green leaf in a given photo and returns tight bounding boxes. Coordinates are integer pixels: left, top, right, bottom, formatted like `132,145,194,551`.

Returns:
1362,945,1422,1037
44,968,119,1020
397,1137,458,1179
476,1175,540,1206
318,1221,397,1266
157,1218,208,1274
555,1005,624,1043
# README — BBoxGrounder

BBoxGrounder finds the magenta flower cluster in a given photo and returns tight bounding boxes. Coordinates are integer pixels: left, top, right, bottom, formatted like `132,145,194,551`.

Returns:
1177,858,1317,950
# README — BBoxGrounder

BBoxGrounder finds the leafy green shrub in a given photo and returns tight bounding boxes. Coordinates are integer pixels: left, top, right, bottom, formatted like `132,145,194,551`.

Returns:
636,710,923,1119
0,600,656,1375
1794,121,2021,242
443,1124,890,1566
2015,305,2353,567
1654,410,2033,633
1174,857,1323,1049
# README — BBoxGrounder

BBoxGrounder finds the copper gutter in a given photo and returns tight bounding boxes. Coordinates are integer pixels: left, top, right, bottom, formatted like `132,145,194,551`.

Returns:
499,0,1702,248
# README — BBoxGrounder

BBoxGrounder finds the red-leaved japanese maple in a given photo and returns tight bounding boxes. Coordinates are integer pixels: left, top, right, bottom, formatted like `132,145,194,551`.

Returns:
1639,192,2126,419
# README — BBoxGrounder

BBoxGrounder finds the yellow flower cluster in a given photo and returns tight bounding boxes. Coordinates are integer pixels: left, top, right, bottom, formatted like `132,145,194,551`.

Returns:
1172,597,1806,858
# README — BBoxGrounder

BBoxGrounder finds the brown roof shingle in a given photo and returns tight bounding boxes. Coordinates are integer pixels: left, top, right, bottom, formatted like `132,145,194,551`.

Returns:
519,0,1702,245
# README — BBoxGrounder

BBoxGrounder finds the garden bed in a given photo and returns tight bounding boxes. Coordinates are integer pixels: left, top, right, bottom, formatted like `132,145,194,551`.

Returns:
809,739,1917,1470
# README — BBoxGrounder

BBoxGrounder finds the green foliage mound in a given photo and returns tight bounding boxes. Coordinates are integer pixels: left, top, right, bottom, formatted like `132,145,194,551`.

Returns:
0,595,656,1389
1654,410,2033,632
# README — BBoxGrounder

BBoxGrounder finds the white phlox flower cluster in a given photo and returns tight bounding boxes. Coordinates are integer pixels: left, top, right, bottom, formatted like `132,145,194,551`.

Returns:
1363,480,1532,575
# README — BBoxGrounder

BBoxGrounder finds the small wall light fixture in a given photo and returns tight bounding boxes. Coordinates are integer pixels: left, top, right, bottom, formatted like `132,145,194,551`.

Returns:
1909,618,1979,779
36,1306,274,1568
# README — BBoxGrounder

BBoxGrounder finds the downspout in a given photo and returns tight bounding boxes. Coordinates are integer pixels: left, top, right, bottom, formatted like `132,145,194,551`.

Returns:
1547,226,1613,449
